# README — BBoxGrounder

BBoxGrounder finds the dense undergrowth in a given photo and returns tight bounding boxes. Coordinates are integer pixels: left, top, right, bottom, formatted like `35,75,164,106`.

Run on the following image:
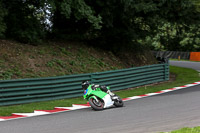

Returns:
0,39,156,80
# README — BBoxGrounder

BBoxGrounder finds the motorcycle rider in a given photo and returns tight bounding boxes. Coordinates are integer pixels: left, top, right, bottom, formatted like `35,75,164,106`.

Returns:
82,81,115,96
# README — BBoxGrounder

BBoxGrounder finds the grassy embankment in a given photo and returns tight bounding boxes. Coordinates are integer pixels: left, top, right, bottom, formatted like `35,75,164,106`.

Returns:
0,40,124,79
0,40,156,80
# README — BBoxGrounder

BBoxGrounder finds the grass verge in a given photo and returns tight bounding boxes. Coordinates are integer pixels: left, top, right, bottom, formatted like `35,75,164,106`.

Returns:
114,65,200,98
160,126,200,133
170,58,190,61
0,66,199,116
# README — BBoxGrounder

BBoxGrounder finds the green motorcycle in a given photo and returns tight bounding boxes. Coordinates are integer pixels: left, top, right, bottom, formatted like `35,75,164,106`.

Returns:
83,85,124,110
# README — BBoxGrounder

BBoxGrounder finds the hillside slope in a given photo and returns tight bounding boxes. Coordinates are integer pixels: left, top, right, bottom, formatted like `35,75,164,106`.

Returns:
0,40,156,80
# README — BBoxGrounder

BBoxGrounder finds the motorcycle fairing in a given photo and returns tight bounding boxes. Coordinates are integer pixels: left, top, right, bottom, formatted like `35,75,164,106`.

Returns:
84,86,107,100
90,90,107,99
102,94,114,108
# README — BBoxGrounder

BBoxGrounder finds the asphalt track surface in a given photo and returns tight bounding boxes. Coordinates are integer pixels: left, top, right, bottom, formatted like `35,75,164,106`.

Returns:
1,61,200,133
170,60,200,72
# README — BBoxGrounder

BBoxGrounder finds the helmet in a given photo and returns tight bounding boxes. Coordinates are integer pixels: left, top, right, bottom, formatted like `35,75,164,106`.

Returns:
82,81,90,90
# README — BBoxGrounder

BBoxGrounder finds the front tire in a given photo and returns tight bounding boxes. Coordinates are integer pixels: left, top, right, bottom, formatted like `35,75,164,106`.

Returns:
89,97,104,111
114,96,124,107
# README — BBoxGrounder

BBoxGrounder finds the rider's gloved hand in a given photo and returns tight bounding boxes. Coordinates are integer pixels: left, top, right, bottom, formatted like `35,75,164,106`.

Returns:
94,85,100,88
107,90,115,96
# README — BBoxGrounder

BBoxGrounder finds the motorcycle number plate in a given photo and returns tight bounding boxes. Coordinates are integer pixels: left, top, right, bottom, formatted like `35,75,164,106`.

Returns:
84,89,88,95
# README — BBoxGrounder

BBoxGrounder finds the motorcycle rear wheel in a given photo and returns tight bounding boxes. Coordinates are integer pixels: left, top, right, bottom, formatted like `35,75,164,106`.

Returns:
89,97,104,111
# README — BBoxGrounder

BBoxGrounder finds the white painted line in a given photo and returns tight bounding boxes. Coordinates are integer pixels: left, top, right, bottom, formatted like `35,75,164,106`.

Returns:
146,93,159,96
33,111,50,115
55,104,90,110
185,84,196,87
162,90,173,93
12,113,33,117
129,96,143,99
54,107,72,110
72,104,90,108
174,87,185,90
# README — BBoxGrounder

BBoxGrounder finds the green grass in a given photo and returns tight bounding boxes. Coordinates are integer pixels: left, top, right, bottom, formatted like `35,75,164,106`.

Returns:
114,66,200,98
0,66,199,116
170,58,189,61
0,97,87,116
161,126,200,133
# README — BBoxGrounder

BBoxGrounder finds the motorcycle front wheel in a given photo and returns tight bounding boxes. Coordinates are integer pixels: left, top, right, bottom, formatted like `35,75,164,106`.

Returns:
89,97,104,111
114,96,124,107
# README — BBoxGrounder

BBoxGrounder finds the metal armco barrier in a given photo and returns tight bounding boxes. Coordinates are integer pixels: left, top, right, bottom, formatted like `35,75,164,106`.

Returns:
0,63,169,106
152,51,190,60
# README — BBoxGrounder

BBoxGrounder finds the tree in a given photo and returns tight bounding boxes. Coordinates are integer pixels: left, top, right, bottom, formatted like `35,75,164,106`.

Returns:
192,0,200,12
143,0,200,51
3,0,46,43
0,0,199,52
0,1,7,38
84,0,160,51
51,0,102,39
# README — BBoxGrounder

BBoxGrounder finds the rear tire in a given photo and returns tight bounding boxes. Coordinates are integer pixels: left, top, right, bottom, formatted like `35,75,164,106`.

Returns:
89,97,104,111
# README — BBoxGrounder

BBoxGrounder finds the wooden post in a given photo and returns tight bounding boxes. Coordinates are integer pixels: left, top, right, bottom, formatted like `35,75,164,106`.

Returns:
178,56,180,61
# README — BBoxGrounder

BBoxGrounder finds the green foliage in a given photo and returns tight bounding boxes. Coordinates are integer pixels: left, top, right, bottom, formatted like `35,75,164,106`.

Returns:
46,59,66,68
161,126,200,133
59,0,102,29
84,0,199,52
46,60,55,68
2,0,46,43
0,0,199,51
0,1,7,38
192,0,200,12
0,70,13,80
0,67,22,80
51,0,102,39
60,47,71,55
86,0,158,51
141,0,200,51
144,21,200,51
